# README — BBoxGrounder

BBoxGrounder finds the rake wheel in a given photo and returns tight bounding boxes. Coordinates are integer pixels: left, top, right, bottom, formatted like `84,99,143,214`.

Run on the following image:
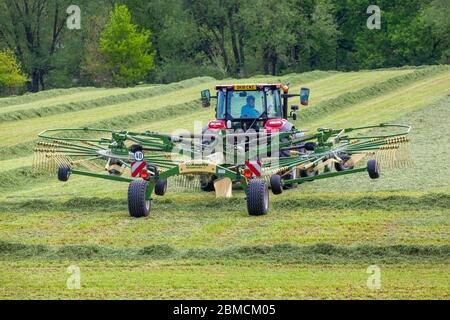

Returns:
270,174,283,195
58,165,71,182
367,160,380,179
155,180,167,196
335,154,354,171
128,180,151,218
247,179,269,216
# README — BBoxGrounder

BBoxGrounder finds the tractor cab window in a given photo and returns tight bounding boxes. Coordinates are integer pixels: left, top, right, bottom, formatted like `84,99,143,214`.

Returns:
266,89,282,118
227,90,265,119
216,90,226,119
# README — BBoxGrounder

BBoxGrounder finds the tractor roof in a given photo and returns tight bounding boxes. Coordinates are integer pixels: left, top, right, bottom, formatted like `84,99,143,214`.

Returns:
215,84,281,90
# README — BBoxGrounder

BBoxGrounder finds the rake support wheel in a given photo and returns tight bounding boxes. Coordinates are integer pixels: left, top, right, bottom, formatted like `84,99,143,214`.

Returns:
128,180,151,217
270,174,283,195
367,160,380,179
58,165,71,182
155,179,167,196
247,179,269,216
335,154,354,171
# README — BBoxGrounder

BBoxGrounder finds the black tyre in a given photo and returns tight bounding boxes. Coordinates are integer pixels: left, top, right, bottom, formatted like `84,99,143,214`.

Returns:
130,144,143,153
155,179,167,196
200,175,216,192
335,154,354,172
304,142,316,151
58,165,71,182
247,179,269,216
283,169,299,189
128,180,151,218
367,159,380,179
300,169,318,178
270,174,283,195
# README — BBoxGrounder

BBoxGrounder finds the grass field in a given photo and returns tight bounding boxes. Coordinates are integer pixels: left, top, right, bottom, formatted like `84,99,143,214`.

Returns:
0,66,449,299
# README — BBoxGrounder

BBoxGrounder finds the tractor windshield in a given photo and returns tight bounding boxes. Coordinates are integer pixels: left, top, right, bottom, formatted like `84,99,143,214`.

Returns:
229,90,265,119
216,88,282,120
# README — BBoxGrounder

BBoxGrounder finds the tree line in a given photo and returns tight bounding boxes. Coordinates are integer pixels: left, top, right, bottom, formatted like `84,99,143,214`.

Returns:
0,0,448,94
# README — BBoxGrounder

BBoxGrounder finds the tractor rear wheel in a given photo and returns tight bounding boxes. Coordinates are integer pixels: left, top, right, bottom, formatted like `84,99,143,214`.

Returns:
270,174,283,195
335,154,354,171
247,179,269,216
58,165,71,182
367,160,380,179
155,179,167,196
128,180,151,217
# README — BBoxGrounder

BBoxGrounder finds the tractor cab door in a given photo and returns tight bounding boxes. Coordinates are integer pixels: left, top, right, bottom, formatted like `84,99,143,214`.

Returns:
266,89,283,119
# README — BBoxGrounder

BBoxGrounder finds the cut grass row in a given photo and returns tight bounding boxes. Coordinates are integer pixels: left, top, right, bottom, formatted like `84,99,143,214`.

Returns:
0,68,413,162
0,70,332,123
0,89,448,197
0,77,212,123
303,73,450,130
0,67,448,301
296,95,450,193
0,85,160,116
0,99,201,161
1,191,448,213
0,82,213,148
0,192,447,248
0,260,447,299
296,65,448,124
0,87,99,108
0,68,417,148
130,67,449,134
0,240,448,263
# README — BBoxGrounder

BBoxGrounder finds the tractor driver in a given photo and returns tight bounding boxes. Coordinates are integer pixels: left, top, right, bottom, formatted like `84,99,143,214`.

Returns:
240,95,260,118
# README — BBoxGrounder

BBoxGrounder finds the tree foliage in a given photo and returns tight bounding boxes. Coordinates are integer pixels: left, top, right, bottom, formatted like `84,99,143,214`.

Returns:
0,0,448,92
0,49,28,95
99,5,155,86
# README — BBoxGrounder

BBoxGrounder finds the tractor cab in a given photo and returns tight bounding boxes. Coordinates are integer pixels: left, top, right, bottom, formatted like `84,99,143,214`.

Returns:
201,84,310,132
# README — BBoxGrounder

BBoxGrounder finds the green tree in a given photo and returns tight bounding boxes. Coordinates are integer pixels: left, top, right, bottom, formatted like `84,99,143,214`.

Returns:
0,49,28,95
308,1,340,69
0,0,70,92
80,14,113,86
99,4,155,86
422,0,450,63
240,0,297,75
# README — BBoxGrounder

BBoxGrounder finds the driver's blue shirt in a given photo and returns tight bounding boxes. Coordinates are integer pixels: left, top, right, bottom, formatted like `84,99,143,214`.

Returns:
240,104,259,118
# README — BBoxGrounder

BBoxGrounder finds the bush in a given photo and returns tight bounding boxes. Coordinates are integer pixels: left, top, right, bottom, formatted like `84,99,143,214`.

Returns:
0,50,28,96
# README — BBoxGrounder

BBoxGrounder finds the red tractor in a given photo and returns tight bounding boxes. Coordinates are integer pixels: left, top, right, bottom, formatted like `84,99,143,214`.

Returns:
199,84,311,191
201,83,310,133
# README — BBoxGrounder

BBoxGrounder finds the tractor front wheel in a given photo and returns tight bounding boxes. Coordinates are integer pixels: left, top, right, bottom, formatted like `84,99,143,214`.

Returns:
58,165,71,182
367,160,380,179
247,179,269,216
128,180,151,218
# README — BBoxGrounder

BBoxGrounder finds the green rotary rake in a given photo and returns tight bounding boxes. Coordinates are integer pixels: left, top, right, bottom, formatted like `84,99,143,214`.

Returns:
33,82,412,217
34,122,412,217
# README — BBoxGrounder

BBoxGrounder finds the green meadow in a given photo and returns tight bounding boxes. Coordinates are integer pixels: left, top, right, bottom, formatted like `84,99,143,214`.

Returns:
0,66,449,299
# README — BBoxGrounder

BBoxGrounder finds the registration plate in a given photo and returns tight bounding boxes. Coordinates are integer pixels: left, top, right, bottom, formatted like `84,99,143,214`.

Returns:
234,85,257,90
